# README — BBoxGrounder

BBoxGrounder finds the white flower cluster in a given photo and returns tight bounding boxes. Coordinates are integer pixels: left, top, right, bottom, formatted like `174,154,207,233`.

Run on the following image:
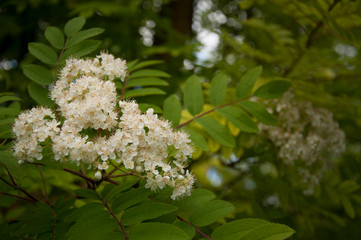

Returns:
13,52,194,199
261,92,346,195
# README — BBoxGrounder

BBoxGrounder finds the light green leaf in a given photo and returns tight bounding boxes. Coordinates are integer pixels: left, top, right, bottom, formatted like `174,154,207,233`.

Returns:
129,60,164,72
163,94,182,127
28,43,58,65
126,77,169,88
130,69,170,79
128,223,189,240
124,88,166,98
240,101,278,126
23,64,53,85
196,117,235,147
184,75,204,116
217,106,259,133
236,66,262,99
74,189,99,200
189,200,235,227
45,26,65,49
66,28,104,48
64,16,86,36
121,202,178,226
210,71,228,106
127,59,139,69
211,218,295,240
138,103,163,113
185,128,209,151
254,80,291,99
0,96,21,104
27,83,53,107
61,40,101,62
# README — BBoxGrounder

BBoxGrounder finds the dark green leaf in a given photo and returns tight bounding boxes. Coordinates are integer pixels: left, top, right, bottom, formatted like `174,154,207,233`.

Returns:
210,71,228,106
27,83,53,107
196,117,235,147
0,96,21,104
240,101,278,126
163,94,182,127
184,75,204,116
341,196,355,219
175,188,216,211
0,118,14,126
254,80,291,99
45,26,65,49
28,43,58,65
66,28,104,48
121,202,178,226
174,221,196,239
189,200,235,227
129,60,164,72
23,64,53,85
74,189,99,200
130,69,170,78
217,106,259,133
0,107,20,116
236,66,262,99
126,77,169,88
61,40,101,62
102,177,139,201
185,128,209,151
112,188,151,213
128,223,189,240
64,16,86,36
124,88,166,98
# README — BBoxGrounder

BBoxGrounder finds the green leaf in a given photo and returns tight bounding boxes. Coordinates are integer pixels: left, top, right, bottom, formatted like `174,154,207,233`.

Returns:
0,107,20,116
66,28,104,48
341,196,355,219
254,80,291,99
236,66,262,99
64,16,86,36
210,71,228,106
112,188,151,213
211,218,295,240
74,189,99,200
130,69,170,79
185,128,209,151
28,43,58,65
124,88,166,98
127,59,139,70
102,177,139,201
61,40,101,62
196,117,235,147
338,180,360,193
126,77,169,88
128,223,189,240
175,188,216,211
240,101,278,126
163,94,182,127
0,96,21,104
184,75,204,116
138,103,163,113
121,202,178,226
23,64,53,85
217,106,259,133
0,118,14,126
129,60,164,72
27,83,53,107
189,200,235,227
45,26,65,49
174,221,196,239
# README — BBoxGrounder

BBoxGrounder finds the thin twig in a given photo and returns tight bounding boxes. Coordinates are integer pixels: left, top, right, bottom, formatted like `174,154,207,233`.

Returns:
100,196,128,240
120,74,130,101
37,165,50,205
0,192,37,203
63,168,94,183
0,174,39,202
103,178,119,185
106,172,135,178
177,216,213,240
51,209,56,240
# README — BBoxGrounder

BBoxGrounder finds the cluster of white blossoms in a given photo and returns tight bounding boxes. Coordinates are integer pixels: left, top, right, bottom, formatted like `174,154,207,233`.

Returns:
13,52,194,199
261,92,346,195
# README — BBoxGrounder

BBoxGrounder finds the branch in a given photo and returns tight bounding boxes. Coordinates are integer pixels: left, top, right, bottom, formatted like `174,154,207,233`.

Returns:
0,192,37,203
63,168,95,186
0,172,39,202
100,195,128,240
177,216,213,240
37,165,50,205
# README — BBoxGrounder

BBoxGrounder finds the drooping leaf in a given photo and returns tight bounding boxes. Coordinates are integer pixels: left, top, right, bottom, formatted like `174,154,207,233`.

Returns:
124,88,166,98
163,94,182,127
61,40,101,62
254,80,291,99
45,26,65,49
126,77,169,88
175,188,216,211
28,43,58,65
185,128,209,151
23,64,53,85
66,28,104,48
64,16,86,36
240,101,278,126
112,188,151,213
128,223,189,240
210,71,228,106
196,117,235,147
27,83,53,107
121,202,178,226
189,200,235,227
236,66,262,99
184,75,204,116
211,218,295,240
129,60,164,72
130,69,170,78
217,106,259,133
